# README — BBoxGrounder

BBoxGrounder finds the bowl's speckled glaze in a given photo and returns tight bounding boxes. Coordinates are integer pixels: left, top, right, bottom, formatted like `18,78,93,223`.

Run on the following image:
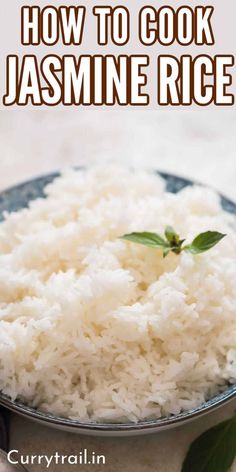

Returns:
0,171,235,437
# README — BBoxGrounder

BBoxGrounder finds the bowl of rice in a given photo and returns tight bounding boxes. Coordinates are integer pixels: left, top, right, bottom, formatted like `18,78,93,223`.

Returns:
0,166,235,436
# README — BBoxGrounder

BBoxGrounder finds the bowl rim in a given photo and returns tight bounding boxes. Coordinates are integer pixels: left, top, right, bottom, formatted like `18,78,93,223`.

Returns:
0,169,235,433
0,169,235,213
0,387,236,433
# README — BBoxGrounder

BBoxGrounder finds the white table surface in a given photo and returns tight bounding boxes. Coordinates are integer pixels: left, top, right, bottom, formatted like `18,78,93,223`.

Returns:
0,110,236,471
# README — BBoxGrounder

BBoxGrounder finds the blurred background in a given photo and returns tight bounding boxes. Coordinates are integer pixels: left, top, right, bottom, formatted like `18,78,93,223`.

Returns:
0,110,235,200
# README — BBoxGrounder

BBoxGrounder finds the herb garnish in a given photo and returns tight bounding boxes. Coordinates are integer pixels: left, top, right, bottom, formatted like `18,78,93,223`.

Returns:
182,415,236,472
121,227,226,258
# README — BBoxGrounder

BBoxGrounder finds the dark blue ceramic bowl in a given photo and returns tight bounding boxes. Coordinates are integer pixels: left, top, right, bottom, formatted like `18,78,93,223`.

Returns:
0,171,235,436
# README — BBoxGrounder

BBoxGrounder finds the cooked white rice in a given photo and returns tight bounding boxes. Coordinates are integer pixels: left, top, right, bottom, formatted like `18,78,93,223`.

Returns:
0,166,235,422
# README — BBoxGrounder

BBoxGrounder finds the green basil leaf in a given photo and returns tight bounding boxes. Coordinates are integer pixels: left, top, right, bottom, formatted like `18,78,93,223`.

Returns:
165,226,179,244
185,231,226,254
182,416,236,472
163,247,172,258
121,232,169,249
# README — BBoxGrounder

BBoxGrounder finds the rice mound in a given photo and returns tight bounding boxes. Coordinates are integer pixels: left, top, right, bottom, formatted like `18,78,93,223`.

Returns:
0,166,235,423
